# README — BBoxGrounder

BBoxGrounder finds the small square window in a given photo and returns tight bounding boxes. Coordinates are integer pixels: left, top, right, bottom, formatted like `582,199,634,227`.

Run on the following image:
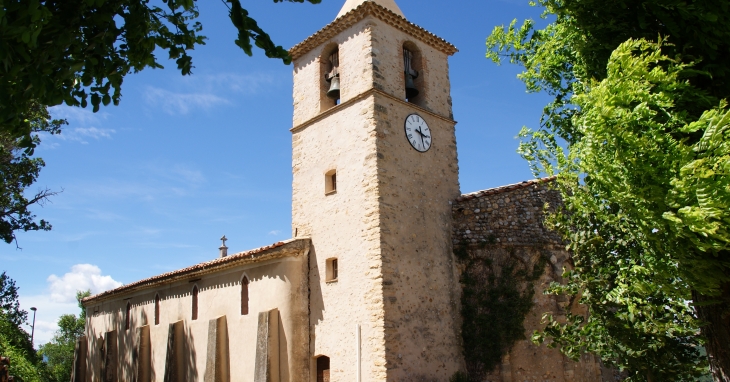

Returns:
325,170,337,195
326,258,339,282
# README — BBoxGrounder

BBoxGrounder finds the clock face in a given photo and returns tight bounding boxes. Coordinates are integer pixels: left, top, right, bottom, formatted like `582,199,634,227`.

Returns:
404,114,432,152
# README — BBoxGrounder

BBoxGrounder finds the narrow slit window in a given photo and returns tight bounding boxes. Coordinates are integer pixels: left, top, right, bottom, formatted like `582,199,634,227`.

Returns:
192,286,199,321
125,302,131,331
325,170,337,194
316,356,330,382
241,276,249,316
154,294,160,326
326,258,339,282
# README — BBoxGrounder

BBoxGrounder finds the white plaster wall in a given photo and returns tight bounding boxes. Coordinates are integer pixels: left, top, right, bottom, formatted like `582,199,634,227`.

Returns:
84,254,308,382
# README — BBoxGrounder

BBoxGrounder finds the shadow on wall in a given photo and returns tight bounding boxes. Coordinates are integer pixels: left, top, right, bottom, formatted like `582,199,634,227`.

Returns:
278,310,290,382
163,320,198,382
308,244,325,365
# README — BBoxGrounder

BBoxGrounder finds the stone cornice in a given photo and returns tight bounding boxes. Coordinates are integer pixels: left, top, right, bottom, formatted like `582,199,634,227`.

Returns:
290,87,456,133
289,2,458,61
82,238,310,305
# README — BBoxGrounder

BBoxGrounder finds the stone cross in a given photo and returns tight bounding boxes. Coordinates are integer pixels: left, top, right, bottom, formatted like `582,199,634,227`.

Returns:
219,236,228,258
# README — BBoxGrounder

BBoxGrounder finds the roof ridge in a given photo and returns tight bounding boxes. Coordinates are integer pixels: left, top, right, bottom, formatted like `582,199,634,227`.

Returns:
82,238,310,304
289,1,457,60
456,176,557,202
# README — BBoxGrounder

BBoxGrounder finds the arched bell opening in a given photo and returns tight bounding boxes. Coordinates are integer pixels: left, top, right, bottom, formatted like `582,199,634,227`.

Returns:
319,43,341,112
403,41,426,106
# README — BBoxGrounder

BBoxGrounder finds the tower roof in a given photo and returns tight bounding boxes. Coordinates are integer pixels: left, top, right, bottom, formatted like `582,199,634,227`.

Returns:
337,0,404,18
290,1,457,61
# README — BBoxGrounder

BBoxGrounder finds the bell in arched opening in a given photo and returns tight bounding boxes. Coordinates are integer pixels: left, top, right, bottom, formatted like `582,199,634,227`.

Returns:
404,48,419,100
325,51,341,101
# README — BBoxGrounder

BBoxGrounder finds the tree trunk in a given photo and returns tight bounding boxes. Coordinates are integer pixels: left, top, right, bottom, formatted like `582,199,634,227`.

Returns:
693,283,730,382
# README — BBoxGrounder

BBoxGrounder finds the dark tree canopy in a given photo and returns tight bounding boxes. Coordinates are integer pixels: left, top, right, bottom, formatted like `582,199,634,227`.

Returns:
0,0,320,152
0,0,320,244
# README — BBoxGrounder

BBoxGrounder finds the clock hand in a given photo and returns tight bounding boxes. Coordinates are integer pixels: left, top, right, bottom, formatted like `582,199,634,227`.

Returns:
417,127,425,147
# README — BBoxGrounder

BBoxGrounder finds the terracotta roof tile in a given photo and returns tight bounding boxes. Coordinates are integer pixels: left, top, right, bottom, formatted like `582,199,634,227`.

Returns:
289,1,457,60
456,176,557,202
82,238,309,304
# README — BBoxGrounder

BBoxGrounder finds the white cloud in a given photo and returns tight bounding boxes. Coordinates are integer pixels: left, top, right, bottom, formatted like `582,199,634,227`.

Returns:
204,73,274,94
170,164,206,185
47,264,122,303
143,72,274,115
268,230,282,236
49,106,107,126
56,127,116,144
20,264,122,345
145,87,229,115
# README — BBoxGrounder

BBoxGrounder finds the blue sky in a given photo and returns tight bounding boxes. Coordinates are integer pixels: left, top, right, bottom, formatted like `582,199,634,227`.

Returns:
2,0,553,344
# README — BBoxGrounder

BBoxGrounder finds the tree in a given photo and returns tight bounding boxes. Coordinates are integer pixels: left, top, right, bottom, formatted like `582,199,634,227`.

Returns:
38,291,90,382
487,0,729,380
0,272,49,382
0,0,320,243
1,0,320,152
0,272,26,327
0,103,64,245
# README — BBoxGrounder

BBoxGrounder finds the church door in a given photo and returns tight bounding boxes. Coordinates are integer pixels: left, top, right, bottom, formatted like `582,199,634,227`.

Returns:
316,356,330,382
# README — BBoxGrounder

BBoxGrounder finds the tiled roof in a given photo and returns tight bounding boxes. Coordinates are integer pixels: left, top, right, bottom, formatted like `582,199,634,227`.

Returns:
82,238,310,304
456,177,557,202
289,1,457,60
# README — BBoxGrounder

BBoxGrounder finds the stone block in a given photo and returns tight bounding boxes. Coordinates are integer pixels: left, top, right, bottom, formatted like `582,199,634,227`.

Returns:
163,321,185,382
135,326,151,382
254,309,280,382
204,316,230,382
70,335,87,382
102,331,117,382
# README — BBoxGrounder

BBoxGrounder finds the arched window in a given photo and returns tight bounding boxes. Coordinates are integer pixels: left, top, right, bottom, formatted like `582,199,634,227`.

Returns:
320,44,341,111
241,276,249,316
192,286,199,321
154,294,160,325
125,302,131,330
403,42,424,106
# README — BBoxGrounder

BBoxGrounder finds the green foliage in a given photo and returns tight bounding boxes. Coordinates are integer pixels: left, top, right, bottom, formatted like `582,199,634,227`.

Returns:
38,291,89,382
0,0,321,152
0,102,63,244
487,0,730,378
449,371,469,382
530,38,722,382
0,272,26,327
0,272,51,382
457,244,547,381
0,316,44,382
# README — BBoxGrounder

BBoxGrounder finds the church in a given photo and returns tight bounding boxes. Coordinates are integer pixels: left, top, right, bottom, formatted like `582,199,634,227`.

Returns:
77,1,618,381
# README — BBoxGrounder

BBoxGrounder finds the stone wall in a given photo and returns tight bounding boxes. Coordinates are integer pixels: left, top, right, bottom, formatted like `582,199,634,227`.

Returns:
291,9,462,381
451,179,618,382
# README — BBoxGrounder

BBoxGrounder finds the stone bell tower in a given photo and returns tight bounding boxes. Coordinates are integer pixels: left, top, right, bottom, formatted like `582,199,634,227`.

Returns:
290,0,462,380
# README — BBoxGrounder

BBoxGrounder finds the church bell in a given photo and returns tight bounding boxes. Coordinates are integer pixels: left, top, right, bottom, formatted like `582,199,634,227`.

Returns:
326,51,341,100
326,76,341,100
405,71,419,99
404,48,419,99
